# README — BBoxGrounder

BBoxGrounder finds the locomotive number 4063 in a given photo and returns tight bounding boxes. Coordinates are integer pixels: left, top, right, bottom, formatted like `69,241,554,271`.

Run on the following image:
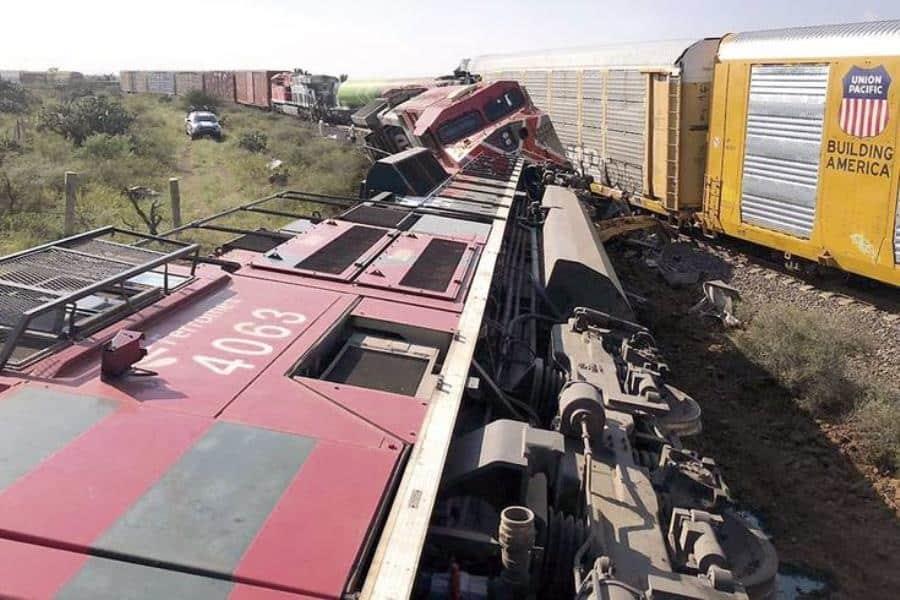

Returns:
193,308,307,376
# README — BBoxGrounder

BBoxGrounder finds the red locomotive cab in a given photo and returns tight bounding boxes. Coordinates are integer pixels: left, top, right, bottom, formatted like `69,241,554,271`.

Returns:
393,81,569,172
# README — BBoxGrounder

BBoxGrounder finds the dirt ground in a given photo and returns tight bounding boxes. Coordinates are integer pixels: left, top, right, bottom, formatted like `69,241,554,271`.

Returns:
605,238,900,600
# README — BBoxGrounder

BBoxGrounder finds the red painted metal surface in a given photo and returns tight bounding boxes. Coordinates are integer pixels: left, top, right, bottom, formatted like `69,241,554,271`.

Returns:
233,441,397,596
390,80,568,172
0,158,520,597
0,391,209,548
83,276,345,417
235,70,282,109
0,537,318,599
354,232,481,301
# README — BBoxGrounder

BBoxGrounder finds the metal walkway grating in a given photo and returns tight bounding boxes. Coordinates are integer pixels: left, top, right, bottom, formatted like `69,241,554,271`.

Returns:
459,154,517,182
64,239,165,265
0,283,59,327
0,248,137,294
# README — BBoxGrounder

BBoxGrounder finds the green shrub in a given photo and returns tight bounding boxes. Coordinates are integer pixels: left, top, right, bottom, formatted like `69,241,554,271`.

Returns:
0,137,24,156
238,130,268,153
0,81,34,114
37,96,135,146
182,90,219,112
851,386,900,473
78,134,132,160
733,305,871,416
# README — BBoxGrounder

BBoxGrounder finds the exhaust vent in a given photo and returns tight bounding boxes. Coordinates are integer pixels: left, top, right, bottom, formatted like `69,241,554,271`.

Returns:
399,239,467,292
296,225,385,274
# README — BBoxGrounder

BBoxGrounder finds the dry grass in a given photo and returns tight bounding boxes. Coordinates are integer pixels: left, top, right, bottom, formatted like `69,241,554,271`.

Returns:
0,86,367,254
851,386,900,473
733,305,872,416
734,303,900,473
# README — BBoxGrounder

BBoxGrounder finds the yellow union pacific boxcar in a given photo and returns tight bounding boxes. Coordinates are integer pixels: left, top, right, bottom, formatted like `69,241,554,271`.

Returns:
702,21,899,286
470,21,900,287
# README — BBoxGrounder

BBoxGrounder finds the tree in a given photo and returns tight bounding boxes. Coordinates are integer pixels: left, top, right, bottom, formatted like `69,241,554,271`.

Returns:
37,96,134,146
182,90,219,113
0,80,34,114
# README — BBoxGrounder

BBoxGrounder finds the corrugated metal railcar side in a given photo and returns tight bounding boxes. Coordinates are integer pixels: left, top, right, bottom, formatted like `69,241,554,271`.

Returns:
133,71,149,94
119,71,135,93
203,71,236,103
18,71,48,86
252,71,279,109
235,70,280,109
702,20,900,286
234,71,254,105
175,72,204,96
471,40,719,217
0,71,22,84
147,71,176,95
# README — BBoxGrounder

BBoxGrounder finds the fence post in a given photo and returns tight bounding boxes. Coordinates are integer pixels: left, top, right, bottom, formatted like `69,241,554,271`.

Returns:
168,177,182,230
64,171,78,236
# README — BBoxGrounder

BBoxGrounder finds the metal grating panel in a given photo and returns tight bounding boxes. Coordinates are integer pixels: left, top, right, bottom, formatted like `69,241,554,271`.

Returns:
399,239,467,292
0,284,59,327
741,64,828,238
325,346,429,396
296,225,385,274
0,248,135,294
64,239,164,265
460,154,517,182
341,205,411,229
604,70,646,194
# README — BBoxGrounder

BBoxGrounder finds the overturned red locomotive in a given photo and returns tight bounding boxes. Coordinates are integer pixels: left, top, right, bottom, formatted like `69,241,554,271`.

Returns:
353,80,569,173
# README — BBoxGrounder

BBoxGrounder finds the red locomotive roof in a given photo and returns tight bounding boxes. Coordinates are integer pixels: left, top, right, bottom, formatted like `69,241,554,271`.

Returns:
0,158,523,598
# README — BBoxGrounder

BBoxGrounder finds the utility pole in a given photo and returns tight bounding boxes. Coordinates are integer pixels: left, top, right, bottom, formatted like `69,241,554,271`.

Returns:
168,177,182,230
64,171,78,236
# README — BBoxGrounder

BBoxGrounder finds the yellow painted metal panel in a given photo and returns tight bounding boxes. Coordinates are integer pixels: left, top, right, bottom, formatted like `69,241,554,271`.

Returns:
651,74,670,200
702,56,899,286
678,81,712,210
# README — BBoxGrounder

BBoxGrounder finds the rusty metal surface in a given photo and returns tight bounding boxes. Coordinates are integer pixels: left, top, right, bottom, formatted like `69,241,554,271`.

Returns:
202,71,235,103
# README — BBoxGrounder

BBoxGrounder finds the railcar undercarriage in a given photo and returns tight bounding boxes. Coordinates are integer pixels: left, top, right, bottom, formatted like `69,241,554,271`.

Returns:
406,178,778,600
0,145,776,600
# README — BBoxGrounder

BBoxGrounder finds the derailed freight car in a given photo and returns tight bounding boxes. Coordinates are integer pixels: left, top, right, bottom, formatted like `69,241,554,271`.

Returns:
703,22,900,286
471,40,719,215
470,20,900,286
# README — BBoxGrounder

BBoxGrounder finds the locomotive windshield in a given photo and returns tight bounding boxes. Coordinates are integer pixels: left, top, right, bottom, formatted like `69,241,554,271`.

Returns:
484,87,525,122
437,110,485,144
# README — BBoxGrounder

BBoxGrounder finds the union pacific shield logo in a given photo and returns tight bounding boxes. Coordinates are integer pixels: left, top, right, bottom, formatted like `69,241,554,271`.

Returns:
840,65,891,138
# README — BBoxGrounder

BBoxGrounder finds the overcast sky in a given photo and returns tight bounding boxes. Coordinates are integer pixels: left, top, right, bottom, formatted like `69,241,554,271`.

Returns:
2,1,898,77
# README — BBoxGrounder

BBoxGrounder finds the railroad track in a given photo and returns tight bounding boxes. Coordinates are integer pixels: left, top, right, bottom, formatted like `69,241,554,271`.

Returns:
685,232,900,315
